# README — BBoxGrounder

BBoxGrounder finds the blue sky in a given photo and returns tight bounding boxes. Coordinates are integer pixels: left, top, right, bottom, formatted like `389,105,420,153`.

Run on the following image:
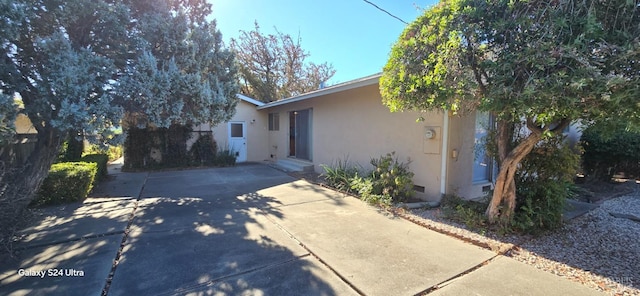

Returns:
208,0,438,84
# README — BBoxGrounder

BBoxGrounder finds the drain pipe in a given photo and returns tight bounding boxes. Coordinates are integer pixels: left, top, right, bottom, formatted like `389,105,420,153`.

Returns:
440,111,450,197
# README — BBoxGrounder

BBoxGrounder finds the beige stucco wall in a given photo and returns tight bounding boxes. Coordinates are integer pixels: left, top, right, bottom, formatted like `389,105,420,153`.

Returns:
263,84,446,201
15,114,37,134
446,112,492,199
208,99,269,162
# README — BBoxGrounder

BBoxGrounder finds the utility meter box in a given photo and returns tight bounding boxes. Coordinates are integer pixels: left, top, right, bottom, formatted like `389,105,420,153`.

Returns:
423,126,441,154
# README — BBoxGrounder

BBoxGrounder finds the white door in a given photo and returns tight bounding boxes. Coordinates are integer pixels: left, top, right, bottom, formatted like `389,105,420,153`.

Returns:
228,121,247,162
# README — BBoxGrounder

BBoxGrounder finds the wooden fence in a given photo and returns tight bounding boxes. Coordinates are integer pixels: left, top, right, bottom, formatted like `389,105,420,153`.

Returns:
0,134,37,166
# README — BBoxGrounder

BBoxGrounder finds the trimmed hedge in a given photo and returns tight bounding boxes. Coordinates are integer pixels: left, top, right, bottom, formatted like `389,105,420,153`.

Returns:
581,125,640,180
81,153,109,178
33,162,98,206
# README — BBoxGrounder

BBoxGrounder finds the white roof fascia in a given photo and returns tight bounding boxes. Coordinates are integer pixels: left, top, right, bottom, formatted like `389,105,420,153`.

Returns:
256,73,381,110
236,93,265,106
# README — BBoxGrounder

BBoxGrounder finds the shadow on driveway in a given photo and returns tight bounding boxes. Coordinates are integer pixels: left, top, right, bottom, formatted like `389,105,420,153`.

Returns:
0,164,355,296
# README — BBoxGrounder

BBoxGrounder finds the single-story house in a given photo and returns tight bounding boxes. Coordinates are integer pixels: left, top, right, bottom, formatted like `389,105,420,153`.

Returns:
209,73,496,202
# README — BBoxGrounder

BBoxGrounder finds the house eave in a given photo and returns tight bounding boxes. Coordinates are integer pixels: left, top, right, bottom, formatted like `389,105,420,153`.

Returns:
237,93,265,106
256,73,381,110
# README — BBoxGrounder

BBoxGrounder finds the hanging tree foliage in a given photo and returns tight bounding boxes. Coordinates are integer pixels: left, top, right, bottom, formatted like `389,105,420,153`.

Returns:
121,1,239,129
381,0,640,222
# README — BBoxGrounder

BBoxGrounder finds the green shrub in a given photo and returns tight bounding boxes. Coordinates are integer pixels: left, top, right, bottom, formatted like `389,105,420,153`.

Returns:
440,194,488,230
513,136,579,233
581,124,640,180
442,136,579,234
350,174,393,206
57,134,84,162
33,162,98,206
320,158,360,193
512,180,571,233
213,148,236,167
85,144,123,162
81,153,109,178
321,153,415,206
368,152,414,203
189,134,217,165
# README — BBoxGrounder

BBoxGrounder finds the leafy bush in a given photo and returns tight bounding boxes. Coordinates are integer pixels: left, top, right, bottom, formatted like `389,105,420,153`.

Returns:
443,136,580,234
513,136,579,233
57,135,84,162
85,144,123,162
321,152,415,206
440,194,488,230
213,148,236,167
581,124,640,180
124,125,192,169
320,158,360,193
33,162,98,206
512,180,571,233
368,152,414,203
189,134,217,165
124,126,235,169
350,174,393,206
81,153,109,179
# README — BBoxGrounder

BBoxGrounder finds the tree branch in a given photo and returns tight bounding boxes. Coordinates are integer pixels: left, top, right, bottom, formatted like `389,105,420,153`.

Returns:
526,117,544,135
550,118,571,133
467,38,487,95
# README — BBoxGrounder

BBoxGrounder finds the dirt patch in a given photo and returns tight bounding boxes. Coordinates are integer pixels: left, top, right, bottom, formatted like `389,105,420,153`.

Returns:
573,178,636,203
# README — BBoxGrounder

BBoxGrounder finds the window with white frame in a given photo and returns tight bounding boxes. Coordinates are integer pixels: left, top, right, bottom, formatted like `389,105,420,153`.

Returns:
268,112,279,131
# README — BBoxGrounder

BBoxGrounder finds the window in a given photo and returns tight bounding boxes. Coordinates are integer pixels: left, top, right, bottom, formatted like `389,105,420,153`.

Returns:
230,123,243,137
472,112,493,183
269,113,279,131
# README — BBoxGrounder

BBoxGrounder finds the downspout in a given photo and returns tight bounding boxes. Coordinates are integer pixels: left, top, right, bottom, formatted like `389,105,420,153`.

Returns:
440,111,450,197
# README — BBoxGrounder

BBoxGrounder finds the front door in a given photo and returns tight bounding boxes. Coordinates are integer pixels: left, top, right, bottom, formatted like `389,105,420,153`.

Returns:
228,121,247,162
289,109,311,160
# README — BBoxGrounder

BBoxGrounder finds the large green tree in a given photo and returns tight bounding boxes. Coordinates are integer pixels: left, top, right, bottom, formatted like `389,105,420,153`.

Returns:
0,0,238,235
120,1,238,128
381,0,640,222
231,22,335,102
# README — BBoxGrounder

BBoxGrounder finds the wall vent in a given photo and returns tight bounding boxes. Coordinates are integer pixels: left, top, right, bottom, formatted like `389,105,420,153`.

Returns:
413,185,426,193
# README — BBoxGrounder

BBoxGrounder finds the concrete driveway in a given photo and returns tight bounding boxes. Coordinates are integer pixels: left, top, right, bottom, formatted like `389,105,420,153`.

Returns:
0,164,602,295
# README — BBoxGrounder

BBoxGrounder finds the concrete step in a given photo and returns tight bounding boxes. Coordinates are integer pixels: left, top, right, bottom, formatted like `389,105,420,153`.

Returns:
274,158,314,172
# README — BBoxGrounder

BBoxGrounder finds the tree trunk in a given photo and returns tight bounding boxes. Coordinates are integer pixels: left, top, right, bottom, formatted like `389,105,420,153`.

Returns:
485,117,572,222
485,120,542,222
65,131,84,160
0,127,61,243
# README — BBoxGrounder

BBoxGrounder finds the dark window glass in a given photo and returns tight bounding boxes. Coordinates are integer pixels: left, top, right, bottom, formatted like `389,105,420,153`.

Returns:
231,123,243,137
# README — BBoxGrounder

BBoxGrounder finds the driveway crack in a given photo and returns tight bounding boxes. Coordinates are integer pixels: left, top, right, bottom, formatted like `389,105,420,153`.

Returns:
101,172,149,296
414,254,501,295
260,210,367,296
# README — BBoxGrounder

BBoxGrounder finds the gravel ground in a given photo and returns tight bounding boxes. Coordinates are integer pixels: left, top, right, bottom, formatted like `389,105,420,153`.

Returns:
404,188,640,296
